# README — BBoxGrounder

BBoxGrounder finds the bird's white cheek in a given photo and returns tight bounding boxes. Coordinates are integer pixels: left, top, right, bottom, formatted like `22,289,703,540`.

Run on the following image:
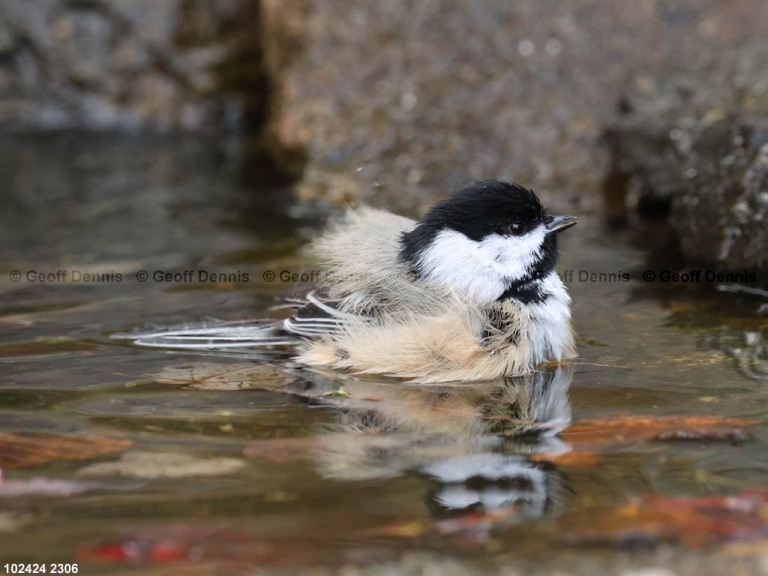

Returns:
477,227,546,281
417,227,548,304
417,230,508,304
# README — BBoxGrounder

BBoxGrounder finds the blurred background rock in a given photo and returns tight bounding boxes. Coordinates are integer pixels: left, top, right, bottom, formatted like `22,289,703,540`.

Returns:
0,0,277,133
0,0,766,275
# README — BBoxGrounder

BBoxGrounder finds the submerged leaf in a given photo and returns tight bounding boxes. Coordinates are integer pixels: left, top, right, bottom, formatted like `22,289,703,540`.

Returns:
533,414,759,468
78,451,246,479
529,450,601,469
78,526,264,563
151,362,287,391
563,414,758,446
565,490,768,549
0,432,131,469
0,474,95,497
78,526,387,566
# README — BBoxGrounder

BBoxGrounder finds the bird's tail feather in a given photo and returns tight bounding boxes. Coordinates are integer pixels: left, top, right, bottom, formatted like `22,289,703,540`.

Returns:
110,319,296,350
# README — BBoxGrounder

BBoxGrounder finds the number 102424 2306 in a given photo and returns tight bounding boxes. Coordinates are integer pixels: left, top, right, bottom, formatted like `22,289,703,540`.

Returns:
3,565,78,574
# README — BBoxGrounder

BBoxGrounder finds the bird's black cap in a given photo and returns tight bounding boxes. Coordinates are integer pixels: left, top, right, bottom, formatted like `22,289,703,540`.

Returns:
399,180,572,304
400,180,546,261
422,180,544,240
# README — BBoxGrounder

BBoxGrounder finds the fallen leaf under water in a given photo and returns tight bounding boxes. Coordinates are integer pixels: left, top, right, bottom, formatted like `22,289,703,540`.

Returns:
564,489,768,550
563,414,758,445
78,526,391,566
0,473,95,497
0,432,131,469
78,526,265,563
78,451,246,479
150,362,287,391
532,414,759,468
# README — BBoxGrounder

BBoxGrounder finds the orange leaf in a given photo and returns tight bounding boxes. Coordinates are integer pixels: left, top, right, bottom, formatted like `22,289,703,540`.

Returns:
0,432,131,469
565,490,768,549
529,450,601,469
563,415,758,449
528,414,758,470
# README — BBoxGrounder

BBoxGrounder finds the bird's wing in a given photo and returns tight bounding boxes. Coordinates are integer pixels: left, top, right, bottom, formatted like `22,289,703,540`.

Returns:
282,289,364,337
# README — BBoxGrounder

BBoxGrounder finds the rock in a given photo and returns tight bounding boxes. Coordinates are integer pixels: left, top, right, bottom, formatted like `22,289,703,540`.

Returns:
0,0,276,134
3,0,768,215
602,38,768,277
673,118,768,274
265,0,768,211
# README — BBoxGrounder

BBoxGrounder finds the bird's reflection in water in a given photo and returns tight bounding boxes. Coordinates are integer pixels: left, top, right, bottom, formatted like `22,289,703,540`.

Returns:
286,365,574,519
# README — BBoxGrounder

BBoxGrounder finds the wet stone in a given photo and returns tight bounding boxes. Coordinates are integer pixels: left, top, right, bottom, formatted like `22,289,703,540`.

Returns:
602,38,768,280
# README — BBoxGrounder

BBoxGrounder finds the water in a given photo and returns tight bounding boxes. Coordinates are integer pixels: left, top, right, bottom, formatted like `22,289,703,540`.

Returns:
0,135,766,573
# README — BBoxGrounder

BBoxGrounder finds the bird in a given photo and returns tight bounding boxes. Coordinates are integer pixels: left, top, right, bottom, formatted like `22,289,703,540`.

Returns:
118,180,578,383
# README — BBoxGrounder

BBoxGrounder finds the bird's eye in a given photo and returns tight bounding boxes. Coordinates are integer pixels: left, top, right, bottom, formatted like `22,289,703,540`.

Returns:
507,221,525,236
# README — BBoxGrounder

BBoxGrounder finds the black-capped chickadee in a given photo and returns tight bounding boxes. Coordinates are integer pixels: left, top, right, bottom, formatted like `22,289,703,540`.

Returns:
120,180,577,383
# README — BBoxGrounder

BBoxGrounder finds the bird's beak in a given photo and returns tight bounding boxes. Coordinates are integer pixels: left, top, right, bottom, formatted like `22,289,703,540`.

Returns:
544,215,578,234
